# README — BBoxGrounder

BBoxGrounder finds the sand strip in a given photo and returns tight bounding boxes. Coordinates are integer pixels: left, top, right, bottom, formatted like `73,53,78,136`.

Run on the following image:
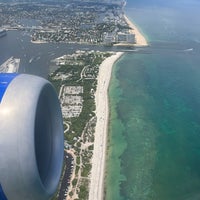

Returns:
124,15,148,46
114,15,148,47
89,52,124,200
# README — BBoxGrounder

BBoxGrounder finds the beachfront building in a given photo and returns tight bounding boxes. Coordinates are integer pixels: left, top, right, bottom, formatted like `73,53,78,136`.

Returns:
117,32,135,44
103,32,116,45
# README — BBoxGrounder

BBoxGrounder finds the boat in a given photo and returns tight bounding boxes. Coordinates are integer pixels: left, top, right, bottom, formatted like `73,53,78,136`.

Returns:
183,48,193,52
29,57,34,64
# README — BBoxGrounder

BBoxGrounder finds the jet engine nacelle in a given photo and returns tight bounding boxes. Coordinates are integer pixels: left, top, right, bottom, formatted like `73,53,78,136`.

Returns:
0,74,64,200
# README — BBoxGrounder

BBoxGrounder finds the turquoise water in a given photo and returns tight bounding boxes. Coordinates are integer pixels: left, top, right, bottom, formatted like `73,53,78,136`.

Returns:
105,1,200,200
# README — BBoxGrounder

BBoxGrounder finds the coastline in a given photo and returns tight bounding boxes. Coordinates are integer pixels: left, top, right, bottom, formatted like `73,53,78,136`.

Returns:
89,52,124,200
114,15,148,47
89,13,148,200
125,14,148,46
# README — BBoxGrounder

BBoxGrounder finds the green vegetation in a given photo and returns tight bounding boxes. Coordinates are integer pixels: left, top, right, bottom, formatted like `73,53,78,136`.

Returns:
49,50,113,200
79,180,89,200
81,163,92,177
72,178,78,187
76,156,80,165
88,144,94,151
49,51,112,145
75,166,80,176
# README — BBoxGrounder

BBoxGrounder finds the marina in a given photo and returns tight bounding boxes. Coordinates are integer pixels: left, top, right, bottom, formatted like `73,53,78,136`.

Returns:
0,57,20,73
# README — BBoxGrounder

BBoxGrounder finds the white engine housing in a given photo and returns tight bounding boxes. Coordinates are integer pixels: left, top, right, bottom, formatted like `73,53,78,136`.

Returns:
0,74,64,200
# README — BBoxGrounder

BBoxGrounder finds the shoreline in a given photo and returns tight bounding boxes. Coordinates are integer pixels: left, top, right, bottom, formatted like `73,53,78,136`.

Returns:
89,52,124,200
123,14,148,47
89,14,148,200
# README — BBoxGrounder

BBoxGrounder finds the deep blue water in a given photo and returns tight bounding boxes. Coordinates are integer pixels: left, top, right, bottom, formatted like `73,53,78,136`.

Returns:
106,1,200,199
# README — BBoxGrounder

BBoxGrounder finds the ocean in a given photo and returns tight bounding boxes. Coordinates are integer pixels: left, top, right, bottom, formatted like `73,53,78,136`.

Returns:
105,0,200,200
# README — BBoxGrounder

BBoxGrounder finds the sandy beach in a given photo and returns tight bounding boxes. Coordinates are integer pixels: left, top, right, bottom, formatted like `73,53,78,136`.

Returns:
89,52,124,200
125,15,148,46
114,15,148,47
88,14,149,200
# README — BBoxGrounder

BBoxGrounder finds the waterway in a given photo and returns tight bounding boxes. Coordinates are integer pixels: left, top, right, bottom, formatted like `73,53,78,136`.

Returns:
0,30,122,78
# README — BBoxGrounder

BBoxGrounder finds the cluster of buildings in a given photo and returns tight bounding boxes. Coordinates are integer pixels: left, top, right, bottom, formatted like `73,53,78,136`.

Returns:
104,31,135,45
60,86,84,118
0,1,135,45
0,57,20,73
31,1,134,45
51,50,107,119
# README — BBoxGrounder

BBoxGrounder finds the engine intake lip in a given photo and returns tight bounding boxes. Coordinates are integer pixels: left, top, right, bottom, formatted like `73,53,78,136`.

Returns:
0,74,64,200
34,83,63,194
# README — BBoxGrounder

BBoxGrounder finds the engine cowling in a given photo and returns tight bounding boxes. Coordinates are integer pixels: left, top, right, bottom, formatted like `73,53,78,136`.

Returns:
0,73,64,200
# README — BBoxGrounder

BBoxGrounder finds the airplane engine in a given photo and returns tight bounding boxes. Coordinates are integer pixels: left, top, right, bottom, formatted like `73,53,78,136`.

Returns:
0,73,64,200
